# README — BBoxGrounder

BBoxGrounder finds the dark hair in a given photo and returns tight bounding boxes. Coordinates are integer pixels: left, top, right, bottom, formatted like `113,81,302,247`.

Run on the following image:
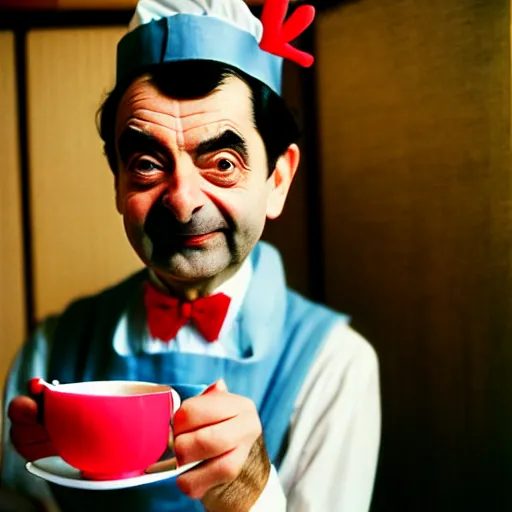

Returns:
97,60,300,175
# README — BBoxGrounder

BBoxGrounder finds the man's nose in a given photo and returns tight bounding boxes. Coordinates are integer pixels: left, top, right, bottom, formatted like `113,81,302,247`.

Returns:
163,161,206,224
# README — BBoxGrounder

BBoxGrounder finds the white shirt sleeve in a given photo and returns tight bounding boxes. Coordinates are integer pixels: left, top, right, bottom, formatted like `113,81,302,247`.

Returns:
277,321,381,511
249,465,287,511
251,321,380,512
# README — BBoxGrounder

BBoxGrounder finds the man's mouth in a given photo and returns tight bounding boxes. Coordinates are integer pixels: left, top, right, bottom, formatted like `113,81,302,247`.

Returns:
177,232,219,247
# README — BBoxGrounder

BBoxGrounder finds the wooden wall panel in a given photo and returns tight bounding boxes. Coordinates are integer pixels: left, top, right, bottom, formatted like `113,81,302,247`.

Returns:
0,31,25,433
317,0,511,510
27,27,142,321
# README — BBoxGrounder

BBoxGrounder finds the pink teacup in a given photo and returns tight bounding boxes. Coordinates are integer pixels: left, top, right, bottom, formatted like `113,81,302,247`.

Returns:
29,378,180,481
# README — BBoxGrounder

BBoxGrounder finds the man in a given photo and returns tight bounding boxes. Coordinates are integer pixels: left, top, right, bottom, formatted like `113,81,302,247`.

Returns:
1,0,381,510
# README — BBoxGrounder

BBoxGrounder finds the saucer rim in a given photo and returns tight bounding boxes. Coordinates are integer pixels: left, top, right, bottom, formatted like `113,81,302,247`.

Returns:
26,456,198,491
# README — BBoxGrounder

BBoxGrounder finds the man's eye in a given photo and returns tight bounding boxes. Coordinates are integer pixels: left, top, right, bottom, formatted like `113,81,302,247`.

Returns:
134,159,159,172
217,159,235,171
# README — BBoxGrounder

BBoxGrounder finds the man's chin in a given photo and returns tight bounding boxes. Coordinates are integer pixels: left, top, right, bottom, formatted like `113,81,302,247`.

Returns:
149,248,230,282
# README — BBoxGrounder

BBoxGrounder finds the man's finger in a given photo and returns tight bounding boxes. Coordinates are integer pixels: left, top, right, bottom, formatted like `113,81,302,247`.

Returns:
11,438,57,462
201,379,228,395
7,397,39,425
173,393,257,436
175,413,252,466
10,424,50,447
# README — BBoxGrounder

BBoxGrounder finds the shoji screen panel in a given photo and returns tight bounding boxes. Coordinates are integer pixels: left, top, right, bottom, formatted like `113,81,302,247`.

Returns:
0,31,25,429
27,27,142,321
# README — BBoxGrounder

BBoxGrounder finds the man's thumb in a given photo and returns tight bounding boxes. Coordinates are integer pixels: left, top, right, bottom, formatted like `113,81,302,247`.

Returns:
203,379,228,394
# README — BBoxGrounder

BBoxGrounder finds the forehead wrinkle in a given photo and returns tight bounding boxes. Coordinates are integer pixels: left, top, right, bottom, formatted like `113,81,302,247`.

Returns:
125,109,226,138
130,108,242,130
127,109,185,133
175,98,185,148
124,116,246,140
118,73,253,128
132,107,210,122
180,117,246,133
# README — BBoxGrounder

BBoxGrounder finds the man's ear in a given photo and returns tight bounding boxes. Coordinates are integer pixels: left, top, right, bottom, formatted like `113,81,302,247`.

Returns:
266,143,300,220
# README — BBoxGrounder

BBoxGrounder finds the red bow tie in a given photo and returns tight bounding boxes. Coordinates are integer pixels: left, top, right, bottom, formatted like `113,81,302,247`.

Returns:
143,282,231,343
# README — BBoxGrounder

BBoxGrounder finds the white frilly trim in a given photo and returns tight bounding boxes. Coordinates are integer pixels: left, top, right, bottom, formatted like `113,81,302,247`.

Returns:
128,0,263,42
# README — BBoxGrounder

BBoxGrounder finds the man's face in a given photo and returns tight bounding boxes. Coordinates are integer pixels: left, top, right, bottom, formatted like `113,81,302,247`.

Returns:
114,74,295,285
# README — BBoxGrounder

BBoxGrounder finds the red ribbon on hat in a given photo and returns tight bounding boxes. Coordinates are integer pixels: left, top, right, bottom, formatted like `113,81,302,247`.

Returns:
259,0,316,68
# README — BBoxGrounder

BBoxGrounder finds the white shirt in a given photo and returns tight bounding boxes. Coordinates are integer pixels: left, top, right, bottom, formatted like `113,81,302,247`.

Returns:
1,261,381,512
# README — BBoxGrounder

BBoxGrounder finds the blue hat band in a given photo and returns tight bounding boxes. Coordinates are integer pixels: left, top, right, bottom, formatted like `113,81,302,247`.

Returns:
116,14,283,95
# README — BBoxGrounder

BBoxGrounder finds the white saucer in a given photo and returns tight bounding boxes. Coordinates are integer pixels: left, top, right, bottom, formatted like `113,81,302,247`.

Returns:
26,456,200,491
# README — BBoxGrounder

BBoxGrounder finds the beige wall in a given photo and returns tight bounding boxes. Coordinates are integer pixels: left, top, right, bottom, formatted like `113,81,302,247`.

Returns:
27,27,143,321
0,31,26,432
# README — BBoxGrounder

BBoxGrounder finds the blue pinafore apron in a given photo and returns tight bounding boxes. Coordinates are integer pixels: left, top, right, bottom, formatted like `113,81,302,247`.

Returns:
46,242,346,511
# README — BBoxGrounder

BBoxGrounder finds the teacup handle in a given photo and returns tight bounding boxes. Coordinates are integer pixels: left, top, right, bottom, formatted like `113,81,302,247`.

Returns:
28,377,54,425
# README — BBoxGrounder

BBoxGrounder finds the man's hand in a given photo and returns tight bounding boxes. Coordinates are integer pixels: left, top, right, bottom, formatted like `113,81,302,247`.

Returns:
7,396,57,462
174,380,271,511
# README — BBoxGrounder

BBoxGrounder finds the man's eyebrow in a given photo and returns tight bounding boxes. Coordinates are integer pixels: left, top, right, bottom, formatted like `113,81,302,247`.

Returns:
117,127,163,163
195,130,249,162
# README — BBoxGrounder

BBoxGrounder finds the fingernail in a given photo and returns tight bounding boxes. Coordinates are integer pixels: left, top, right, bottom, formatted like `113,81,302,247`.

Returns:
216,379,228,392
202,379,228,395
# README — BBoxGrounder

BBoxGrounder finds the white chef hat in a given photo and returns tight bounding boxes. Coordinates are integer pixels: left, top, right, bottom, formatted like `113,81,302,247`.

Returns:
116,0,315,96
